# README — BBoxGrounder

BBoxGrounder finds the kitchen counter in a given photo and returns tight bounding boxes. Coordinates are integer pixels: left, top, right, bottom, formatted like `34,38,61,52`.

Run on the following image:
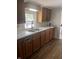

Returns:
17,27,54,40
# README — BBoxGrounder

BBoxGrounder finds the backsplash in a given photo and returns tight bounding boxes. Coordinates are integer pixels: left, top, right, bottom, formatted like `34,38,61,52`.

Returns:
17,21,50,31
36,21,48,27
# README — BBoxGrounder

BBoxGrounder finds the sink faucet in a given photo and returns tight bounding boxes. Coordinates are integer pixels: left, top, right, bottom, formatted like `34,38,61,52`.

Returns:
31,21,34,29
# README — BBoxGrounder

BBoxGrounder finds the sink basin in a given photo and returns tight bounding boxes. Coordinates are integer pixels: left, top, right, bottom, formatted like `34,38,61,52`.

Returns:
27,28,40,32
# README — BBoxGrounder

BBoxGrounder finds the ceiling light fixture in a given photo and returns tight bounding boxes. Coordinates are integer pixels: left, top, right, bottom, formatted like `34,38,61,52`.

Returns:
29,8,38,12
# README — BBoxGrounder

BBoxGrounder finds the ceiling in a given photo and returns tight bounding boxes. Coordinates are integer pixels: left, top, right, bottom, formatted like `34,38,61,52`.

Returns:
24,0,62,8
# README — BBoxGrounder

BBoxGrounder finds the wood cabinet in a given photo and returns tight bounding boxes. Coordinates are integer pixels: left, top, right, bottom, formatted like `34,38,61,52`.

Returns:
49,28,56,41
45,29,50,43
45,28,55,43
17,0,25,24
40,31,46,46
17,36,32,59
37,8,51,23
32,33,41,53
49,28,54,41
46,9,51,21
24,36,32,58
17,28,55,59
17,39,25,59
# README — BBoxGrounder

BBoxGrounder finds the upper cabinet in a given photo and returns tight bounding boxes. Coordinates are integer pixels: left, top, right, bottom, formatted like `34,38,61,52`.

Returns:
17,0,25,24
37,7,51,23
17,0,51,24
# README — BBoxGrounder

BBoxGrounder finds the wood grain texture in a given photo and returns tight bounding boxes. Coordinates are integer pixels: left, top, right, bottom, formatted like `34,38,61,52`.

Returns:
40,31,46,46
32,33,41,53
37,8,51,23
30,39,62,59
45,29,50,43
17,0,25,24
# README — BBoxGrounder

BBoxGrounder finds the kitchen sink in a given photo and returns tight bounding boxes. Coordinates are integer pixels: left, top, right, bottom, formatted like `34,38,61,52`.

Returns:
26,28,40,32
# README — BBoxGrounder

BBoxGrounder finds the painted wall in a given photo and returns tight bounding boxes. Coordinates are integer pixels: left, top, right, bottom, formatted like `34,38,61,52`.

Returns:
17,2,62,39
17,23,25,32
17,2,42,32
50,7,62,39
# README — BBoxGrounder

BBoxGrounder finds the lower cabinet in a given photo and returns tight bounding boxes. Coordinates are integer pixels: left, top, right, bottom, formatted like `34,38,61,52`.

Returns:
40,31,46,46
24,37,32,58
49,28,54,40
45,29,50,43
50,28,55,40
17,36,32,59
17,39,25,59
32,33,41,53
17,28,55,59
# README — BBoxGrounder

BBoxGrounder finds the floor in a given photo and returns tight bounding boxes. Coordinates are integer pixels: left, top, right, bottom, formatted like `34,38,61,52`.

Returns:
29,39,62,59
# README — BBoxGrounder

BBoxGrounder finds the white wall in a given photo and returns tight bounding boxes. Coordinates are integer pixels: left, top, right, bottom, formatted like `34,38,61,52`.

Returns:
50,7,62,39
17,3,43,32
25,2,49,28
17,3,62,39
17,23,25,32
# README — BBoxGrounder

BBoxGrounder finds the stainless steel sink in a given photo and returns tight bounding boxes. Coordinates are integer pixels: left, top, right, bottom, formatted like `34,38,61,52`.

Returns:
26,28,40,32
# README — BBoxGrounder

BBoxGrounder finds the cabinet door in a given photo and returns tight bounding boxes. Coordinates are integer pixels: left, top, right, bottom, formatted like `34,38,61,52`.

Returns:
43,8,51,21
17,0,25,24
40,31,46,46
24,37,32,58
50,28,56,40
32,38,41,52
37,8,51,23
45,29,50,43
37,8,42,23
47,9,51,21
32,33,41,52
17,39,25,59
42,8,47,21
49,28,54,40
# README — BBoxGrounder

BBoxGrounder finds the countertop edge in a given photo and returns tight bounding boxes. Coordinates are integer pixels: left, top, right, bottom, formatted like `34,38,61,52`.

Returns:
17,27,54,40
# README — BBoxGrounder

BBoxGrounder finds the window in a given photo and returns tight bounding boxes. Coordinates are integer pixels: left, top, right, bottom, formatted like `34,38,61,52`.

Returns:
25,13,35,28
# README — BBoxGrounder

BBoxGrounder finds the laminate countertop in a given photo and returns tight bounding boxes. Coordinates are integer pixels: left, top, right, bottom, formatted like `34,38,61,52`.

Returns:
17,27,54,40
